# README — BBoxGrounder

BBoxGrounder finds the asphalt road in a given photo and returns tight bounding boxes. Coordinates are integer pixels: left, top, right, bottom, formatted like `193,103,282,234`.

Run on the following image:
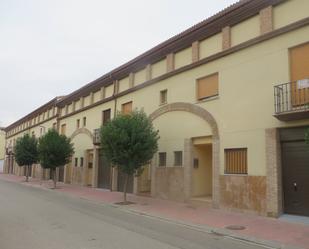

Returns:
0,179,267,249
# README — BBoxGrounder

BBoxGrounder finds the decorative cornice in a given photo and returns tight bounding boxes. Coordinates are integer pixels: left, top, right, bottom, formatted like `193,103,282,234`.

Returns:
4,96,63,132
57,0,285,107
58,17,309,120
5,115,58,139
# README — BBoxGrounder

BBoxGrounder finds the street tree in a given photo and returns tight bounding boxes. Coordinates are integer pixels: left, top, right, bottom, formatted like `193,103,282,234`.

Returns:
38,129,74,189
14,134,39,182
100,110,159,203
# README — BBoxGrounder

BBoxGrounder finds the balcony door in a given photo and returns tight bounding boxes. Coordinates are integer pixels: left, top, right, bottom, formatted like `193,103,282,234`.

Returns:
290,42,309,106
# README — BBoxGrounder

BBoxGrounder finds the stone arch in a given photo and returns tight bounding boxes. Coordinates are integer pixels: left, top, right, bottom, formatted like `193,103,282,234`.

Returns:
149,102,220,208
70,127,94,141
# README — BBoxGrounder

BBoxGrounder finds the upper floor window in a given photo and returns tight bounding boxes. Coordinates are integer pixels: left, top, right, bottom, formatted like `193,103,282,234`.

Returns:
74,158,78,167
102,109,111,125
160,89,168,105
122,101,133,114
76,119,80,129
80,157,84,167
196,73,219,101
83,117,86,127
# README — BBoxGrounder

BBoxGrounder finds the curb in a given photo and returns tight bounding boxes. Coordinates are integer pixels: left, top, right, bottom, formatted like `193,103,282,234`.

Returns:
0,176,303,249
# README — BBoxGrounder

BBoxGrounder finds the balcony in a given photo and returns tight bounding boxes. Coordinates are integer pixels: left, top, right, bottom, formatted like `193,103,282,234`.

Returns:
93,129,101,145
274,80,309,121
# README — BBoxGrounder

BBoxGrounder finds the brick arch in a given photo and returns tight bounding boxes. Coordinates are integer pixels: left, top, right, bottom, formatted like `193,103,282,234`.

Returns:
149,102,220,208
149,102,219,139
70,127,94,141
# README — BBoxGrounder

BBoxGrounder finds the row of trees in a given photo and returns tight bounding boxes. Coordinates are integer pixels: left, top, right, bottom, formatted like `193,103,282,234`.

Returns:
14,129,74,188
14,110,159,203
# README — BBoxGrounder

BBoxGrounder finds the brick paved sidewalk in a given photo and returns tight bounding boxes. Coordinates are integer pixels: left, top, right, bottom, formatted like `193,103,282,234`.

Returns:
1,173,308,249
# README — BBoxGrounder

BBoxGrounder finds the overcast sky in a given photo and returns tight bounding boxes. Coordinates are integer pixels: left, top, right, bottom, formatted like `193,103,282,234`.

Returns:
0,0,237,127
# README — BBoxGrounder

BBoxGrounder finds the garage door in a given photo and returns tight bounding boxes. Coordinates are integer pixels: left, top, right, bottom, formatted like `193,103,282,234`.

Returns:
281,127,309,216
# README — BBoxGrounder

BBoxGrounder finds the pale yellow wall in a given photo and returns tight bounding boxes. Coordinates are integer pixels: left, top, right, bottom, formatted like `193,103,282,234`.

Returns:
152,59,166,78
118,76,130,93
192,144,212,197
68,103,73,113
0,130,5,159
109,24,309,177
274,0,309,29
174,47,192,70
84,95,91,107
6,1,309,180
105,84,114,98
152,111,212,167
231,14,260,46
199,33,222,59
134,68,146,86
75,99,81,111
93,90,101,103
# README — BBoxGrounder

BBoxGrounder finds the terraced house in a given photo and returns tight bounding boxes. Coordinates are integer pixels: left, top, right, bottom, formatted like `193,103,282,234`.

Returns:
3,0,309,217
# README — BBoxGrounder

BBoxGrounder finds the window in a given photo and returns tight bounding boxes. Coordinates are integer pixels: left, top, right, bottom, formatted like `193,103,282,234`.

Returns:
174,151,183,166
160,89,167,105
52,122,57,130
224,148,248,174
83,117,86,127
122,101,132,114
31,131,35,138
61,124,66,135
196,73,218,100
80,157,84,167
76,119,80,129
158,152,166,167
102,109,111,125
289,42,309,106
74,158,78,167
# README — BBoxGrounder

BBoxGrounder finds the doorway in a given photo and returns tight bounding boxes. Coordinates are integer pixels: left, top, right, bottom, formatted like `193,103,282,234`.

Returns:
192,141,213,200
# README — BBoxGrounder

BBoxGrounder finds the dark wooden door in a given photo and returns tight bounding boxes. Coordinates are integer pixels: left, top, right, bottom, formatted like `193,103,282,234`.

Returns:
117,170,133,193
98,150,111,189
58,166,64,182
282,140,309,216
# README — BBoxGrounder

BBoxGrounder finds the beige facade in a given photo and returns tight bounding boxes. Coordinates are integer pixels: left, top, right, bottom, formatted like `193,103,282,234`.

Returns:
0,128,5,160
3,0,309,217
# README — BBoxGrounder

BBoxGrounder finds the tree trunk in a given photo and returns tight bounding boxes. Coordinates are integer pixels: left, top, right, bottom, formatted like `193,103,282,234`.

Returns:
53,168,57,189
123,173,128,203
25,165,29,182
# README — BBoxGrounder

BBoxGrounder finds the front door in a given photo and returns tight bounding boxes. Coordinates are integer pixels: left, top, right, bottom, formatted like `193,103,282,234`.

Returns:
98,150,111,189
281,127,309,216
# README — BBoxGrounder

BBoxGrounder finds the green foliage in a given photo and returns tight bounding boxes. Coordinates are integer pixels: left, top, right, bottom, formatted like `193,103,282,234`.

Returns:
14,134,38,167
100,110,159,176
38,129,74,170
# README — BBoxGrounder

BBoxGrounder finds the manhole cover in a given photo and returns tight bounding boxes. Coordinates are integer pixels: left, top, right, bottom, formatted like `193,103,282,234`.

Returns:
225,225,246,230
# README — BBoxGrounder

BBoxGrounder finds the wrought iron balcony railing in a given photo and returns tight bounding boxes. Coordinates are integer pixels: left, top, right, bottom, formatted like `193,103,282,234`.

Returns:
274,79,309,121
93,129,101,145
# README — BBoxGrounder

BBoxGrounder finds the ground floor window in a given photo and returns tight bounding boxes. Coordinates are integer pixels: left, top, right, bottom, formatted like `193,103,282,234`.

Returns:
224,148,247,174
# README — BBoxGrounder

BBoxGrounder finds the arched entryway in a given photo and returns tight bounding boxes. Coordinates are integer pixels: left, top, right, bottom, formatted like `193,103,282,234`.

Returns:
70,128,94,186
149,102,220,207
